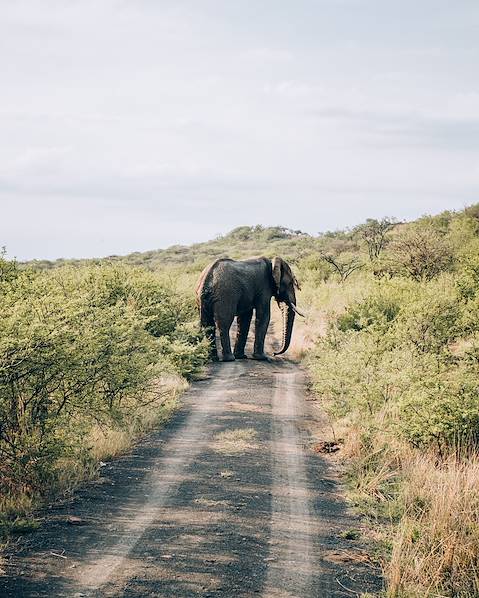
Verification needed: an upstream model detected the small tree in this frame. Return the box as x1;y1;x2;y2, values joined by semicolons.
354;218;397;261
390;225;453;281
322;253;363;282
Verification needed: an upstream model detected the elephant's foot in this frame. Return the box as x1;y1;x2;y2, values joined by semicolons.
222;353;236;362
234;352;248;360
252;352;269;361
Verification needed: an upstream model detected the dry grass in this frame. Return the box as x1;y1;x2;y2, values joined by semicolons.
339;425;479;596
89;376;186;462
286;275;373;359
388;453;479;598
340;422;479;596
213;428;258;454
333;415;479;596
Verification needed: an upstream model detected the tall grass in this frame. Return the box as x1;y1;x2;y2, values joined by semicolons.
389;453;479;597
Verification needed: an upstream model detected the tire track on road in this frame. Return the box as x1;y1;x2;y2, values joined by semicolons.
73;363;242;595
264;371;313;598
0;358;383;597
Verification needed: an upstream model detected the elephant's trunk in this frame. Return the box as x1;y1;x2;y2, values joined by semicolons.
274;302;295;356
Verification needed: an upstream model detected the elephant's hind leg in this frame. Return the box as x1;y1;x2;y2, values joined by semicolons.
206;325;218;361
234;309;253;359
200;306;218;361
217;312;235;362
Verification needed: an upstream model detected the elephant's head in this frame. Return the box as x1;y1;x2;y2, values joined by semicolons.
271;257;304;356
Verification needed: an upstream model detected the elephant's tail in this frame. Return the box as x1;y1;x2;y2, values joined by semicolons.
196;260;219;330
199;283;215;329
196;261;221;360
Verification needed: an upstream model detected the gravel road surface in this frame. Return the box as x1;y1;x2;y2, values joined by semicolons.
0;340;382;597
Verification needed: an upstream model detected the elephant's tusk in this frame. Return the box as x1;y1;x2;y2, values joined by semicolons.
289;303;305;318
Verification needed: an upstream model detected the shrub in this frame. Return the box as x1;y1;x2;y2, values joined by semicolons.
456;240;479;301
297;254;331;283
353;217;397;261
394;281;460;353
309;275;474;453
337;280;409;333
399;365;479;451
389;224;453;281
0;260;207;503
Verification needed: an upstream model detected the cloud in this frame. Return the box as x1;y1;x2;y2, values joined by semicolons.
1;1;478;259
312;106;479;151
263;80;317;97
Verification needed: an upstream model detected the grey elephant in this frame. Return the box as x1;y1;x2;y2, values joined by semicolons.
196;256;303;361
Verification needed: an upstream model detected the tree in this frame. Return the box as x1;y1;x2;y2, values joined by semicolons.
354;218;397;261
322;253;363;282
390;225;453;281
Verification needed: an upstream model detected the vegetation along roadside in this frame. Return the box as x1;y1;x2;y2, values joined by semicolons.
300;206;479;597
0;256;209;542
3;203;479;596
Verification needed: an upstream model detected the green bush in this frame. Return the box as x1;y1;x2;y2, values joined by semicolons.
302;206;479;597
308;273;478;452
456;240;479;301
399;363;479;450
337;280;409;333
0;260;207;501
297;254;331;284
394;281;460;353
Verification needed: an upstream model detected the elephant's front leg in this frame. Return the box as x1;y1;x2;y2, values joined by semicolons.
253;302;271;360
234;309;253;359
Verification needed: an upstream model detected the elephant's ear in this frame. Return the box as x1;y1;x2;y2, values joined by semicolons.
272;256;282;294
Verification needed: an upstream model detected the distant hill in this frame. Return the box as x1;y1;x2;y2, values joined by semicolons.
26;225;321;271
23;205;479;272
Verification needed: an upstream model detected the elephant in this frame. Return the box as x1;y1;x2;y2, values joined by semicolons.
196;256;304;362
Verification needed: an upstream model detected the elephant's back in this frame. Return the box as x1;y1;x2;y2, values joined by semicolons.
195;258;234;296
197;257;270;296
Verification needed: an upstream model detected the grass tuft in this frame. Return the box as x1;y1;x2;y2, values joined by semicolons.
213;428;258;454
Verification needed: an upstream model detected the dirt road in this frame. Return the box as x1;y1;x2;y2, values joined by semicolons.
0;353;382;597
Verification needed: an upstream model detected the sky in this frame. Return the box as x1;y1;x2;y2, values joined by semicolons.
1;0;478;260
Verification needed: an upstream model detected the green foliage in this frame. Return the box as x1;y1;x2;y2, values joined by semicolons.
0;247;20;285
157;323;210;379
456;239;479;301
399;364;479;449
353;217;397;261
322;252;363;282
308;272;479;452
0;259;207;503
337;280;410;333
301;206;479;598
394;281;460;353
297;254;331;284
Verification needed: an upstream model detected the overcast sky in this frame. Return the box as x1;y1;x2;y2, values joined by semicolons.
1;1;478;260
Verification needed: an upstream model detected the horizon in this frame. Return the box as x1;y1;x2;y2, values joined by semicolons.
16;202;474;263
2;1;478;260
